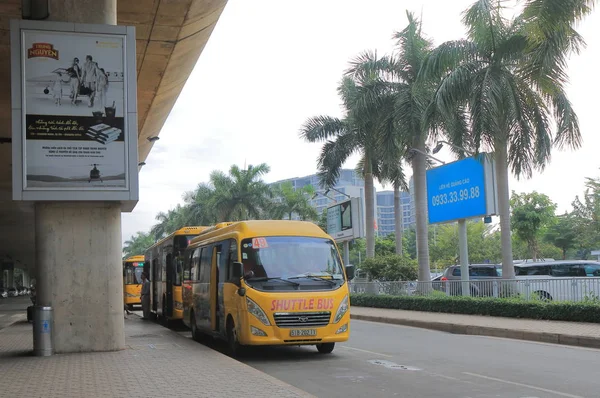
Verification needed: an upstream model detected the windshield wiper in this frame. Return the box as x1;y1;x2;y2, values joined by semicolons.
288;274;338;286
246;276;300;287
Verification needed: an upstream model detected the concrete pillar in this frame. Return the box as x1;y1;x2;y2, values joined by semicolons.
36;202;124;353
22;270;30;287
7;269;14;288
31;0;122;354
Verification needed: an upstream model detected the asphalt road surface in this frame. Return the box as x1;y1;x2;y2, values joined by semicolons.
183;319;600;398
0;296;29;330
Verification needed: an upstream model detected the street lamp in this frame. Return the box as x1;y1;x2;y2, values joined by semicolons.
325;187;351;199
432;140;475;157
408;148;446;164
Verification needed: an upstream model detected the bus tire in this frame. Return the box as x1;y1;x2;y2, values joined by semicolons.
127;304;134;312
227;317;244;357
535;291;552;302
191;310;201;342
316;342;335;354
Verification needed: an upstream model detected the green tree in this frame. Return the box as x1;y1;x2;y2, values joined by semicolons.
423;0;590;278
360;254;418;281
510;191;557;261
301;52;390;259
150;205;189;241
123;231;155;259
544;213;578;259
317;208;328;232
270;182;318;221
210;163;272;222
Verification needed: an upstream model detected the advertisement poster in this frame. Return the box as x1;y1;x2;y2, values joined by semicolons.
22;30;128;190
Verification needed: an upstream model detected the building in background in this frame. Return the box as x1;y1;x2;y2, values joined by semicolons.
376;190;414;237
272;169;414;237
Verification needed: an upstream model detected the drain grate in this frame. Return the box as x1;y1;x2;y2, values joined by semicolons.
128;334;159;338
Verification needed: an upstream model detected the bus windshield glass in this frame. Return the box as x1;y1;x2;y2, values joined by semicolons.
124;262;143;285
240;236;344;281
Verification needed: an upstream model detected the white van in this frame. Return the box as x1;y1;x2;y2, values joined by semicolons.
514;260;600;301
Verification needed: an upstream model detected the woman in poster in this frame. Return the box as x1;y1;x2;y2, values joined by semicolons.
66;57;81;105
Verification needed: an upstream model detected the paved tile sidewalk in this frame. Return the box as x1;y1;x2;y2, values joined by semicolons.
0;316;314;398
350;307;600;348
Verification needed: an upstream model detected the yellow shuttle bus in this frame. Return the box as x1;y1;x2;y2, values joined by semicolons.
123;255;145;311
182;220;355;355
145;226;210;323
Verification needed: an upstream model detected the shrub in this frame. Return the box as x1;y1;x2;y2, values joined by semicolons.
349;294;600;323
360;254;418;281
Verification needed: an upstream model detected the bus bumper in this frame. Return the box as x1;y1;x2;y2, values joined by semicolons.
239;312;351;346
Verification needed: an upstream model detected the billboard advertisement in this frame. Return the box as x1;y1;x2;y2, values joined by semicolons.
326;197;364;242
11;20;139;209
426;155;498;224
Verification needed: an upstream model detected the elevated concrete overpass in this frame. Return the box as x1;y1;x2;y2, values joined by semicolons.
0;0;227;352
0;0;226;274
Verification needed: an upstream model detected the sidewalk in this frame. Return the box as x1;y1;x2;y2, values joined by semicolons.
0;315;314;398
350;306;600;349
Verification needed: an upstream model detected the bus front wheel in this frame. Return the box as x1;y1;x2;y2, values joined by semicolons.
316;343;335;354
227;317;244;357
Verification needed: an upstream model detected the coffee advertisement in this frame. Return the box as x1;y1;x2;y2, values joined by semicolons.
22;30;128;190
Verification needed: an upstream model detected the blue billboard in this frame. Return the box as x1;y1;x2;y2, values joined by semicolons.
426;156;494;224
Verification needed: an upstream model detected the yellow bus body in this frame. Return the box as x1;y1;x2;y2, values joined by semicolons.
182;220;352;354
145;226;211;321
123;255;145;308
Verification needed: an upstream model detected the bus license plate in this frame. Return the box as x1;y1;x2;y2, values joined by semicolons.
290;329;317;337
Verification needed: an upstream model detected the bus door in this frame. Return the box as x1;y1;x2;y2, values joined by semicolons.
215;241;231;333
165;251;174;318
151;257;159;312
211;246;218;331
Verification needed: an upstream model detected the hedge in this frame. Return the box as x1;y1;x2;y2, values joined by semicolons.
350;294;600;323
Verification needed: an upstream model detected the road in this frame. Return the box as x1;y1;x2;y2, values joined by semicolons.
0;296;29;330
182;319;600;398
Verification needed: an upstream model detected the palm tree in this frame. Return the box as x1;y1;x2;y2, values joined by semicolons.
301;52;390;258
379;160;408;255
150;205;189;240
123;231;155;259
422;0;591;278
345;13;458;281
182;182;217;226
271;181;318;221
210;163;272;221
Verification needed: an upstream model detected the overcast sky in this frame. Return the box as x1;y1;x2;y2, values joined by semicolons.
121;0;600;244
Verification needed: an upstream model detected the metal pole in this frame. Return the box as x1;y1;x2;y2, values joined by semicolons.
343;241;350;265
458;219;470;296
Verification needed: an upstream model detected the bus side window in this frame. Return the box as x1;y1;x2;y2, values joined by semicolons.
199;245;213;284
228;240;238;282
216;241;230;283
183;251;192;281
192;248;201;281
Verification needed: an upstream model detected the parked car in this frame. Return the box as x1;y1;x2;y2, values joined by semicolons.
514;260;600;301
0;288;7;298
439;264;502;296
7;287;18;297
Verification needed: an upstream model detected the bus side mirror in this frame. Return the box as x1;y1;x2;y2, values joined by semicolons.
345;264;355;281
230;261;243;285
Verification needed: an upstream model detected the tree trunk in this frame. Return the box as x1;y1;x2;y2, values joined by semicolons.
394;183;403;255
412;142;431;282
495;140;516;279
364;165;376;259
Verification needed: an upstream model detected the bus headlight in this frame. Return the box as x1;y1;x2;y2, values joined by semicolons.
246;297;270;326
333;295;349;324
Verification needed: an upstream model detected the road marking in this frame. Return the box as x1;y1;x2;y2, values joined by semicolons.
340;345;393;358
368;359;421;371
463;372;584;398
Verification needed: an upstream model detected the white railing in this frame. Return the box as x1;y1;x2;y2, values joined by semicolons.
349;277;600;303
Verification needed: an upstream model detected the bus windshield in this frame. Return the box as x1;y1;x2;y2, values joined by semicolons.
240;236;344;281
124;263;144;285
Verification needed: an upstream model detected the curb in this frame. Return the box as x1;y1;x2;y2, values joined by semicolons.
350;313;600;349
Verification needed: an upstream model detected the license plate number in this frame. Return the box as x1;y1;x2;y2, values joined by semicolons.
290;329;317;337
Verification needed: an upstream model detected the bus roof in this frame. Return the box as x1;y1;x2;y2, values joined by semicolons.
123;255;145;263
188;220;330;246
146;226;211;252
